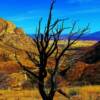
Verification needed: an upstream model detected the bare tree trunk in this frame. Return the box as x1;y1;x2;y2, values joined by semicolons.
38;67;47;99
14;0;88;100
38;69;55;100
38;54;48;100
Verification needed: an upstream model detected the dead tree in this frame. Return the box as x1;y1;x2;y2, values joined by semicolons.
15;0;88;100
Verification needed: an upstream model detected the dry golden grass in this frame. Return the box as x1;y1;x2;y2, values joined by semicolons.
0;86;99;100
57;40;97;47
72;40;96;47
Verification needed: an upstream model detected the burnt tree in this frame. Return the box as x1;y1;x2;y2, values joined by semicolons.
15;0;88;100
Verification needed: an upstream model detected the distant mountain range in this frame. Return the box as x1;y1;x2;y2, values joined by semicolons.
81;31;100;40
28;31;100;41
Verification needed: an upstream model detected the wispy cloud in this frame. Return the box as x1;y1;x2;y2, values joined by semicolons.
6;10;38;22
68;8;100;15
7;7;100;22
67;0;94;4
6;9;37;21
6;9;48;22
7;16;34;21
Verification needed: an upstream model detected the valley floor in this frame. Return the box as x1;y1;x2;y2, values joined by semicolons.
0;86;99;100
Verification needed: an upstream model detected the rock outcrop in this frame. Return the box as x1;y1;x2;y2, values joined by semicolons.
0;18;35;73
0;18;35;52
66;41;100;85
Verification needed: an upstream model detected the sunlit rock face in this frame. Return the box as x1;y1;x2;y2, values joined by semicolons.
0;18;36;74
6;21;16;33
0;18;25;34
0;18;35;52
0;18;8;33
0;18;37;89
14;28;25;35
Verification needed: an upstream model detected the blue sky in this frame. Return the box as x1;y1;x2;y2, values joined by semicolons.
0;0;100;34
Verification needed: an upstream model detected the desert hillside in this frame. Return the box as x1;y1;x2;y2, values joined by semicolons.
65;41;100;85
0;18;37;89
0;18;99;90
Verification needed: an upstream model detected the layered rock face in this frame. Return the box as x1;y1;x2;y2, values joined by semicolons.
0;18;36;89
79;41;100;84
0;18;35;52
80;41;100;64
0;18;36;73
66;41;100;85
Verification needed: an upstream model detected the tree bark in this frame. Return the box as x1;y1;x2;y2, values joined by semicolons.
38;67;48;99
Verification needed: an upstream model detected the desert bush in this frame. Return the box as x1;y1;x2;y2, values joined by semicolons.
0;53;10;61
0;71;11;89
21;80;34;89
0;61;20;74
68;88;79;96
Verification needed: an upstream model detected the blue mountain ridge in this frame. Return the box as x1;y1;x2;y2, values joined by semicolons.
28;31;100;41
82;31;100;40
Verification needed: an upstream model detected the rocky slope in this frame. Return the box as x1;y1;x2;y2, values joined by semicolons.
0;18;36;73
0;18;99;89
66;41;100;85
0;18;35;51
0;18;37;89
